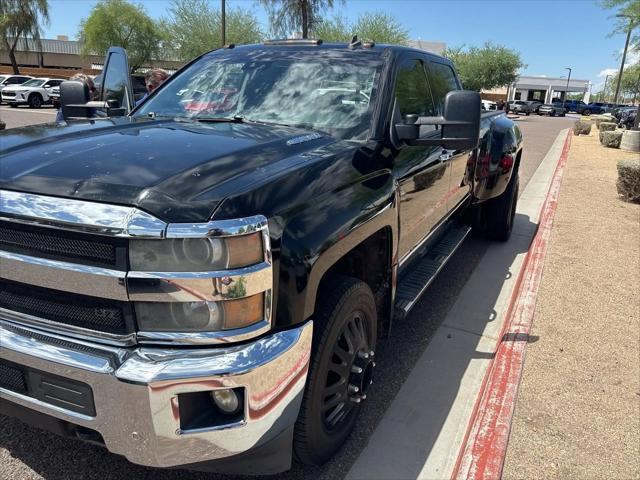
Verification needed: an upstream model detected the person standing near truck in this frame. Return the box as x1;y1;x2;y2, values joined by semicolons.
136;69;169;106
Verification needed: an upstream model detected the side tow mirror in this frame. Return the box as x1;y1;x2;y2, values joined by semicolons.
60;80;91;120
395;90;482;150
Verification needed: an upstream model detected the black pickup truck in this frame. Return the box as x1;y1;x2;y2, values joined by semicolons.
0;41;522;474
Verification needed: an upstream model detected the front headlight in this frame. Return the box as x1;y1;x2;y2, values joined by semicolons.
135;293;264;332
130;233;263;271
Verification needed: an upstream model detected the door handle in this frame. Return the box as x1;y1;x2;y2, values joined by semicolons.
439;152;453;162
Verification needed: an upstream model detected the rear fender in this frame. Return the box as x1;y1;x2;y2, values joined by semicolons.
471;116;522;202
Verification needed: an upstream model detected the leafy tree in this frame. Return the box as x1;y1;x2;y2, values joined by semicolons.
314;12;409;44
162;0;263;60
601;0;639;50
610;62;640;102
259;0;338;39
0;0;49;74
79;0;163;71
443;42;524;92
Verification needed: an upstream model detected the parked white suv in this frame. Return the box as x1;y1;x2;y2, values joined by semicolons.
1;77;64;108
0;75;33;103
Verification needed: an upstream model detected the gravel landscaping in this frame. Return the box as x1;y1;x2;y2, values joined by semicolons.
503;129;640;479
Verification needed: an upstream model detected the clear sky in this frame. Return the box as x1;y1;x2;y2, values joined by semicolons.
43;0;636;92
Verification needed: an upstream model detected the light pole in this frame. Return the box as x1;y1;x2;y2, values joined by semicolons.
221;0;226;46
602;74;611;102
613;13;636;105
563;67;572;110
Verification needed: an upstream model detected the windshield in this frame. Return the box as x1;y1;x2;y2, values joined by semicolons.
135;48;384;140
0;76;7;84
22;79;45;87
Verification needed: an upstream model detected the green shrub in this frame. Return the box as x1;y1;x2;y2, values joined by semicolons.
573;120;592;135
601;130;623;148
599;122;616;132
617;158;640;203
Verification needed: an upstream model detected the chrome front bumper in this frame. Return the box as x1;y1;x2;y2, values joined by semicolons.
0;320;312;469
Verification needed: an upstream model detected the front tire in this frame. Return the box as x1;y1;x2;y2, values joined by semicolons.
28;94;42;108
294;276;377;465
484;171;519;241
583;109;591;116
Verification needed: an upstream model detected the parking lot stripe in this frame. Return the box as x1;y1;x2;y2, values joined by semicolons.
451;130;572;480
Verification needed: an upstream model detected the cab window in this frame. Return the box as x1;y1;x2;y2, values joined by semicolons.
395;59;437;135
426;61;460;115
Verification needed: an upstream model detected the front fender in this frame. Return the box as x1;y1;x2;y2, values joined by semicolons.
276;171;398;327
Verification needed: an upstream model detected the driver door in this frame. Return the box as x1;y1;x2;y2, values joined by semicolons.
97;46;135;115
391;57;451;261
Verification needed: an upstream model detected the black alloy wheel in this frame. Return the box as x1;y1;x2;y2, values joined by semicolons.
294;276;377;465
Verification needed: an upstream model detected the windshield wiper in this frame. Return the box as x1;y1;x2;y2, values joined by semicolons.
185;115;246;123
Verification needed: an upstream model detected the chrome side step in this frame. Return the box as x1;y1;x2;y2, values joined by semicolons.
394;224;471;319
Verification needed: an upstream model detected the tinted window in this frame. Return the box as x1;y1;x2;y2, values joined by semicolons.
22;79;45;87
427;61;459;115
395;59;435;119
101;50;131;110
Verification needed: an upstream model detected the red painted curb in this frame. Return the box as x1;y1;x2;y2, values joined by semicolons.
451;130;573;480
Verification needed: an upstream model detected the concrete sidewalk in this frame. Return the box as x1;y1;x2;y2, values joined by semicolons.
503;128;640;478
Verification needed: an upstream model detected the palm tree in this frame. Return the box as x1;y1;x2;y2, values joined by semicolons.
260;0;336;39
0;0;50;74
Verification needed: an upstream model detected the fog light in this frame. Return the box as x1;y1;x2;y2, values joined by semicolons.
211;389;240;414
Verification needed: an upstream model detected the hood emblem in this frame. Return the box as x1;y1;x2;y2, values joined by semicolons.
286;132;323;146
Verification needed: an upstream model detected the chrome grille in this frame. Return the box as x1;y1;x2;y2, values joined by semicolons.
0;280;133;335
0;221;124;269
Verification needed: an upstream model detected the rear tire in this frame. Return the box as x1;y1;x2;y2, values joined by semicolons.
484;171;519;242
583;109;591;116
294;276;377;465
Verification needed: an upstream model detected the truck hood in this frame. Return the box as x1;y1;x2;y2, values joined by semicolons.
0;117;333;221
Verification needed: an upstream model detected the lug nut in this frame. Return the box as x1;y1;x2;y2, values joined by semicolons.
357;351;370;360
351;365;363;374
350;396;361;403
348;384;359;394
369;350;375;357
372;361;376;367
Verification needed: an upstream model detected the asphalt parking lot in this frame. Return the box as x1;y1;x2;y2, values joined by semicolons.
0;113;575;480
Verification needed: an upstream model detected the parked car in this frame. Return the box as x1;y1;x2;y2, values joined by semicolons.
0;42;523;475
481;99;497;111
0;74;33;103
509;100;533;115
538;103;567;117
560;100;587;113
618;107;637;129
525;100;544;113
49;84;60;109
1;77;64;108
576;102;609;115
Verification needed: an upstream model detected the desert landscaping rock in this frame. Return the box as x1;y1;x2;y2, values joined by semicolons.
572;120;592;136
600;130;623;148
598;122;616;132
617;158;640;203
